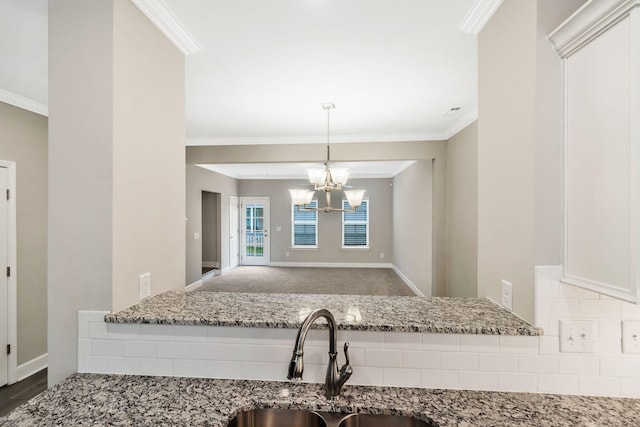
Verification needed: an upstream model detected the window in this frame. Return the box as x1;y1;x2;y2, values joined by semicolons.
291;200;318;248
342;199;369;248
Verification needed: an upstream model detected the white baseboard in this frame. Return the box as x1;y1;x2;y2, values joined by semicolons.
185;279;203;292
270;262;393;268
392;265;425;297
16;353;47;382
202;261;219;268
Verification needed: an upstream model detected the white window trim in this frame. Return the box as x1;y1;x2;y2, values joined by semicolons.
291;200;318;249
342;199;369;249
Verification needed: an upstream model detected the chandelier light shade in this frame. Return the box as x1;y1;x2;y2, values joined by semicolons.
288;103;366;213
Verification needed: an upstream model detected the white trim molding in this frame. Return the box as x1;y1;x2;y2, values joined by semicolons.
270;262;393;269
185;279;203;292
458;0;505;35
548;0;640;57
0;161;18;384
0;90;48;117
392;265;425;297
443;107;478;140
16;353;47;382
130;0;202;55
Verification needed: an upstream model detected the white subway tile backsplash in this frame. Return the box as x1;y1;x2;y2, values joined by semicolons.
107;324;141;340
350;366;383;386
365;349;402;368
92;340;123;357
123;341;157;358
578;376;620;397
208;326;242;343
240;362;287;381
383;368;421;387
242;328;294;345
420;369;459;389
157;342;190;359
139;358;172;376
459;371;498;391
620;378;640;398
258;345;292;363
173;359;207;377
538;336;560;355
558;283;600;300
173;325;208;342
384;332;422;350
88;322;108;339
518;355;558;374
478;353;517;372
422;334;459;351
499;336;539;354
78;339;90;372
598;319;621;338
538;374;579;395
139;324;174;341
601;358;640;377
594;338;622;356
460;335;499;353
498;373;537;393
87;356;108;374
440;352;477;371
620;303;640;320
580;300;621;319
190;343;224;360
346;331;384;349
107;357;141;375
402;351;439;369
206;360;241;379
557;356;599;376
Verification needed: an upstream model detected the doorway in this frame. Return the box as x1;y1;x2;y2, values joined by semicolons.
0;161;17;386
229;196;239;270
201;191;221;276
240;197;270;266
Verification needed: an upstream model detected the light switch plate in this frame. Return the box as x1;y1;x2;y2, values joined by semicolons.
622;320;640;353
559;320;594;353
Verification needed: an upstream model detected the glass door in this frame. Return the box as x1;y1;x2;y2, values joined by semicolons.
240;197;270;265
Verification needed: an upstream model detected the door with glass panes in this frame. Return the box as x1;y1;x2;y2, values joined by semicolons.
240;197;270;265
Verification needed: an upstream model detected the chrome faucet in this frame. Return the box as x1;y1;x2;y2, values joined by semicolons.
287;308;353;399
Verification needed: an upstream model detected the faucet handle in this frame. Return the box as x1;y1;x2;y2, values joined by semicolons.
343;342;351;367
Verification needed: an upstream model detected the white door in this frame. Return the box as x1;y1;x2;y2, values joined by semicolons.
0;167;8;386
240;197;270;266
229;196;239;269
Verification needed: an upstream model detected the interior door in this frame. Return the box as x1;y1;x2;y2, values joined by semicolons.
229;196;239;269
240;197;270;266
0;166;8;386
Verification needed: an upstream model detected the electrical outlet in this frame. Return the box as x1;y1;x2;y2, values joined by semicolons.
139;273;151;300
501;280;513;311
622;320;640;353
559;320;594;353
194;232;200;240
380;253;385;259
285;251;290;257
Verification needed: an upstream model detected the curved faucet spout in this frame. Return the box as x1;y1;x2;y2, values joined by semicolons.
287;308;353;399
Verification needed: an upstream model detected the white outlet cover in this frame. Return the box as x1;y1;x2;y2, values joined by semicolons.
559;320;594;353
501;280;513;311
139;272;151;300
622;320;640;354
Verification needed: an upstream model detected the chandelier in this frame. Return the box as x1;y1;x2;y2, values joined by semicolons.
289;103;366;213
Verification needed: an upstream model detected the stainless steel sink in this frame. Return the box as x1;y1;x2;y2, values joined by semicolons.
227;408;327;427
336;413;435;427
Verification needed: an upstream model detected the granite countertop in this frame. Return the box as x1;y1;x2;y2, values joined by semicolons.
1;374;638;426
105;291;542;335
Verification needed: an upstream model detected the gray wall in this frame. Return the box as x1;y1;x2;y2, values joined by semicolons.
392;161;433;295
186;165;239;286
445;121;478;297
239;178;393;264
202;191;219;264
477;0;586;322
0;102;47;366
187;140;448;296
48;0;185;385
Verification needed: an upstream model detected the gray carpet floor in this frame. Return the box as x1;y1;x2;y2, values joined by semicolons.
197;266;415;296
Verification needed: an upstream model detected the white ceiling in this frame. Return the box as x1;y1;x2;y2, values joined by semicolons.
0;0;481;145
196;160;416;180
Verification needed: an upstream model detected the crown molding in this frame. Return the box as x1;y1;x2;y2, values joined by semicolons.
0;90;48;116
548;0;640;57
130;0;202;55
458;0;504;35
186;132;451;146
442;107;478;140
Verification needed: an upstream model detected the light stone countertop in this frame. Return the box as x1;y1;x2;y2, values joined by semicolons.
1;374;638;426
104;291;542;335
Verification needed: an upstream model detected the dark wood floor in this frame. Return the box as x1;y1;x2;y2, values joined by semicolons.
0;369;47;418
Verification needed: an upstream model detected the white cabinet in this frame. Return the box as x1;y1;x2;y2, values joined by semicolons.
549;0;640;302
